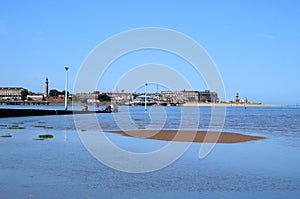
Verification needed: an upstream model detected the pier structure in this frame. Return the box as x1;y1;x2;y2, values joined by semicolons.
0;100;49;105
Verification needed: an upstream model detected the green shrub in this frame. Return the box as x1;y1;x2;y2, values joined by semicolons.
0;134;12;138
35;134;54;141
8;125;24;130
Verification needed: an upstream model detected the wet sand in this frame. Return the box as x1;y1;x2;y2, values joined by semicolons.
109;130;265;143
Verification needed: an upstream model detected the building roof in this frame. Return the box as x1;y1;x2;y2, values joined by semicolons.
0;87;24;90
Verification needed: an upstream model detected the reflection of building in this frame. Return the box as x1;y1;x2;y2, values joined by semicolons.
0;87;25;100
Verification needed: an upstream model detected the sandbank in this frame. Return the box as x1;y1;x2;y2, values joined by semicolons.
109;130;265;144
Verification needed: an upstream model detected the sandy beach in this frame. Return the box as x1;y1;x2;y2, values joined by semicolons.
109;130;265;143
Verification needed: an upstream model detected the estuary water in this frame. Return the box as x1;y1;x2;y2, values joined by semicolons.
0;105;300;198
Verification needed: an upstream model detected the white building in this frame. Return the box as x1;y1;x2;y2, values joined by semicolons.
26;95;44;101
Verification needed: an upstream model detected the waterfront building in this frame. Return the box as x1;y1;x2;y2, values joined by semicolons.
73;91;133;105
0;87;25;100
72;92;97;104
26;95;44;101
133;95;154;103
161;90;218;103
106;92;132;103
161;90;199;102
73;90;219;105
199;90;218;103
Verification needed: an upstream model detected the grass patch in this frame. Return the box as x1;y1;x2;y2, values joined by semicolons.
137;125;146;129
8;125;25;130
35;134;54;141
0;134;12;138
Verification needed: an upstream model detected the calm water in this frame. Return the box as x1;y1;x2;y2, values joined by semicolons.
0;106;300;198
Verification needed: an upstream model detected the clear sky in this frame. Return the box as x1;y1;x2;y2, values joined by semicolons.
0;0;299;105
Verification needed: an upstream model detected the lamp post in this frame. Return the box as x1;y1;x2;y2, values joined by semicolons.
244;97;247;109
144;83;148;111
64;66;69;110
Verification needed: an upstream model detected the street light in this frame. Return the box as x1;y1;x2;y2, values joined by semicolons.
64;66;69;110
144;83;148;111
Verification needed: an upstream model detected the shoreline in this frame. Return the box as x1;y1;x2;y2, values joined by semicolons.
108;130;265;144
0;102;283;107
182;102;282;107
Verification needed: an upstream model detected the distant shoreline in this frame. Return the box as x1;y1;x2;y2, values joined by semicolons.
182;102;282;107
0;101;283;108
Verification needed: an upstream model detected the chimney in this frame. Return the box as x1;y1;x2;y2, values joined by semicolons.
45;77;49;99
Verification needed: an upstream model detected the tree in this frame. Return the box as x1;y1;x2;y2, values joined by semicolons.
21;89;29;101
80;97;88;104
132;93;140;99
61;90;70;96
49;89;60;97
98;93;111;102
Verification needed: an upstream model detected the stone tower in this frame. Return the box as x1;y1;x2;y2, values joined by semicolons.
45;77;49;99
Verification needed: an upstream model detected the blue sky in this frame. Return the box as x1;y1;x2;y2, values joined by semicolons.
0;0;299;105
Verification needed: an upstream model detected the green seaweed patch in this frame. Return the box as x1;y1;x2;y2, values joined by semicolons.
8;125;25;130
0;124;8;129
44;126;53;129
12;122;24;125
34;125;46;128
39;134;53;139
0;134;12;138
137;125;146;129
35;134;54;140
24;120;37;123
34;125;53;129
